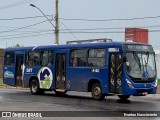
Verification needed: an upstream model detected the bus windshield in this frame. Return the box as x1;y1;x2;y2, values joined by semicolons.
125;52;156;78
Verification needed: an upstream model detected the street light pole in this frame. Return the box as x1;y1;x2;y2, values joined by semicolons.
30;4;59;44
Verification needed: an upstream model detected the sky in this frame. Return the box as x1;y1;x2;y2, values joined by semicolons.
0;0;160;49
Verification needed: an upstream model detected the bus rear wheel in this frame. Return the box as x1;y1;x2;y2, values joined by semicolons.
30;79;44;95
91;83;105;100
118;95;130;100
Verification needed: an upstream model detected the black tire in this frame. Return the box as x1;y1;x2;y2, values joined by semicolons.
91;83;105;100
118;95;130;100
30;79;45;95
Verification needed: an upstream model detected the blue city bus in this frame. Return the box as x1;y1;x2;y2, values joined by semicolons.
3;42;157;100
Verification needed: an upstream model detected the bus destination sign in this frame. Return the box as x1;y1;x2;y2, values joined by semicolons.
124;44;153;51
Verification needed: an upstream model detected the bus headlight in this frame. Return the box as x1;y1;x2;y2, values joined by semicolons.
154;79;158;87
126;79;134;88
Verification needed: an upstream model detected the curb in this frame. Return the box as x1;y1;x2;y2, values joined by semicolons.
0;86;29;90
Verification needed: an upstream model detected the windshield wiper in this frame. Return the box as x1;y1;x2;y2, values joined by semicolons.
132;52;141;70
144;52;149;70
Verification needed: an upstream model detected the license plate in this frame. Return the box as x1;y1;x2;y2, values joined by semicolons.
142;92;148;95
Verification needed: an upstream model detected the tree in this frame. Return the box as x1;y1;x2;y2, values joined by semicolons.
14;44;21;47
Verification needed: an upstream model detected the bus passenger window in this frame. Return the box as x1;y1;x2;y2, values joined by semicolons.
27;59;34;66
48;50;54;66
70;49;87;67
73;58;78;66
88;49;106;67
41;50;54;66
27;51;40;66
42;51;48;66
5;52;15;66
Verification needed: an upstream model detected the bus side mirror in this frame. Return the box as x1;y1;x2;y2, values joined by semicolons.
123;56;126;62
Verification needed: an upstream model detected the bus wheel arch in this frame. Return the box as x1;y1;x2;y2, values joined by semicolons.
88;79;105;100
29;77;45;95
88;79;100;92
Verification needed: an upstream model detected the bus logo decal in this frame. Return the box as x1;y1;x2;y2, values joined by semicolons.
26;68;33;73
37;67;53;89
4;71;14;78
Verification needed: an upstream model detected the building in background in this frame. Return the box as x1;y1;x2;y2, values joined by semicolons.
0;49;4;78
125;28;148;44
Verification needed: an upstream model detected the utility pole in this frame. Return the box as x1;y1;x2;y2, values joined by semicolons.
55;0;59;45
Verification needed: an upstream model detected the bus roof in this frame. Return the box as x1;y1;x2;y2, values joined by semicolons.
5;42;151;51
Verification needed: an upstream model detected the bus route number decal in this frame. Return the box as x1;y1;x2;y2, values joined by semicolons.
91;69;100;73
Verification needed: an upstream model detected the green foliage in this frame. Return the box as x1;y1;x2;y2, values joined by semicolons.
0;78;9;86
158;79;160;85
15;44;21;47
0;78;4;86
7;44;23;48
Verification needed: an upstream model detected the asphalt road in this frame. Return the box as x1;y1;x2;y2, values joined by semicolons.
0;88;160;120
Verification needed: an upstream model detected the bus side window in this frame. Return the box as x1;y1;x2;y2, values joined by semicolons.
5;52;15;66
42;51;48;66
73;58;78;66
70;49;87;67
27;59;34;66
41;50;54;66
27;51;40;66
88;49;106;67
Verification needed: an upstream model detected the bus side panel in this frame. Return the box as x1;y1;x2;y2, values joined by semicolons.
66;67;108;93
3;66;16;86
24;66;55;90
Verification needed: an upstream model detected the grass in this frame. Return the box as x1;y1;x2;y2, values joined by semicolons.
0;78;10;87
0;78;3;85
158;79;160;85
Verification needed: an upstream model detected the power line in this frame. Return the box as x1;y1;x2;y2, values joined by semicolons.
0;25;52;31
59;25;160;31
0;32;53;40
1;24;160;34
0;30;53;38
0;29;160;39
0;15;159;22
60;21;79;40
59;15;160;22
0;20;50;34
1;29;160;41
60;29;160;34
0;0;38;11
0;15;53;21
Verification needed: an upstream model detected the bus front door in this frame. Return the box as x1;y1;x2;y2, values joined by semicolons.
109;53;123;94
55;54;66;91
15;54;24;86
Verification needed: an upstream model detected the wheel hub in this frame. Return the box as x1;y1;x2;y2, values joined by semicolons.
32;83;37;93
94;87;101;96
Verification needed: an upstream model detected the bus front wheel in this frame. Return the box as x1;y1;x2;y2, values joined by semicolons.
91;83;105;100
30;79;44;95
118;95;130;100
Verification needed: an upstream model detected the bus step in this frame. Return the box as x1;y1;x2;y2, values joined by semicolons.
55;89;66;92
